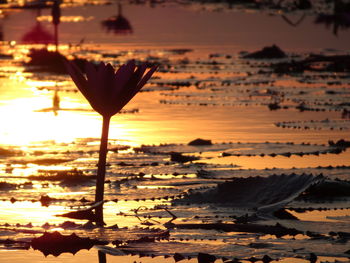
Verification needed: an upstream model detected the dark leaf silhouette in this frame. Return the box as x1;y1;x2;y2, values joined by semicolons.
31;231;107;256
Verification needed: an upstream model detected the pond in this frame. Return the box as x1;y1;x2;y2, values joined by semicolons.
0;0;349;262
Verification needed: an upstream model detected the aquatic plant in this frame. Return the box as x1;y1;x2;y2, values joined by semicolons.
65;59;157;225
31;231;107;256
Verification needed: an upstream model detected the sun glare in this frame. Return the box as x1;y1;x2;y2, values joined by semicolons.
0;201;68;225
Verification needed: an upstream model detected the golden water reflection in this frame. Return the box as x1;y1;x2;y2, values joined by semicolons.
0;201;73;225
200;151;350;170
0;2;349;261
0;250;198;263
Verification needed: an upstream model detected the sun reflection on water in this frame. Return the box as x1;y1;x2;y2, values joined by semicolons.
0;201;71;225
0;73;160;148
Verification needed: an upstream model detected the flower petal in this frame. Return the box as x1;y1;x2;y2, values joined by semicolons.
97;62;108;88
104;63;116;94
124;60;136;80
85;61;104;112
85;61;97;85
136;65;158;90
133;63;148;86
110;64;126;97
64;59;91;101
109;64;157;115
110;60;136;100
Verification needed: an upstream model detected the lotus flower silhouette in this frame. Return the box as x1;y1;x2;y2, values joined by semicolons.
65;60;157;117
65;60;157;225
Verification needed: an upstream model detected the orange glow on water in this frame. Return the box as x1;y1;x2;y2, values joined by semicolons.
201;151;350;170
0;201;70;225
0;2;350;262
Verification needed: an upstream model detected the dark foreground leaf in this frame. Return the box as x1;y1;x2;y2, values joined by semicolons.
31;231;107;256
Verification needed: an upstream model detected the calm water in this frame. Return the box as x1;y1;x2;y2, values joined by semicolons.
0;0;349;262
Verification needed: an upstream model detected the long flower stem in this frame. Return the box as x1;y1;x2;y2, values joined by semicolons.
95;115;111;225
98;251;106;263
